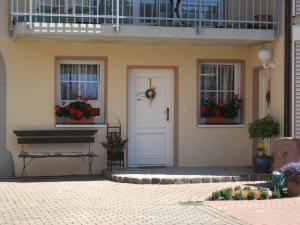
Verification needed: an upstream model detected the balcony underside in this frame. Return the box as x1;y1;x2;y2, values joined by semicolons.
12;22;276;45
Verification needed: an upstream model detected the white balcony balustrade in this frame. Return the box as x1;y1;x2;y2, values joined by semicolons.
9;0;280;42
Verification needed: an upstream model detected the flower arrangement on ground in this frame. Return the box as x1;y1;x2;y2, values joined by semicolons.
281;161;300;197
248;115;279;173
209;185;280;201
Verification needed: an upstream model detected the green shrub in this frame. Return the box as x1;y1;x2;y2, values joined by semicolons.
236;191;243;200
211;191;221;200
260;190;269;200
272;188;281;199
248;115;279;139
243;186;251;191
221;188;232;200
247;191;256;200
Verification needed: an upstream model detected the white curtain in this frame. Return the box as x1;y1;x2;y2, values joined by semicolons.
200;63;234;106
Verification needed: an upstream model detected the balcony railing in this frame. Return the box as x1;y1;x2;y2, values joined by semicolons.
10;0;280;36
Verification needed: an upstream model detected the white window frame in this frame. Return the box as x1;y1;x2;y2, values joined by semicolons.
198;62;242;127
55;59;106;127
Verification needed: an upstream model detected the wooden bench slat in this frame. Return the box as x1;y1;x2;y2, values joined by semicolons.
17;137;95;144
13;130;98;137
18;151;98;158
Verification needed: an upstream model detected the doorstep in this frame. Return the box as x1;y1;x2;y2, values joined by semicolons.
102;167;271;184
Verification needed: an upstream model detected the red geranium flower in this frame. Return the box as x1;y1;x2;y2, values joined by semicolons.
87;106;93;111
83;97;89;103
215;110;222;118
76;111;83;118
55;105;61;112
65;105;71;110
70;108;77;114
91;109;97;116
200;106;208;113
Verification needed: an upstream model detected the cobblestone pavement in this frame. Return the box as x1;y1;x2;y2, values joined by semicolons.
0;177;247;225
207;197;300;225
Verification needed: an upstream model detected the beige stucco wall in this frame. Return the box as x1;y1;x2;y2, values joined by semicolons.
0;1;285;176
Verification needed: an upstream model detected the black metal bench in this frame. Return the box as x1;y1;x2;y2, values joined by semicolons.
13;130;98;176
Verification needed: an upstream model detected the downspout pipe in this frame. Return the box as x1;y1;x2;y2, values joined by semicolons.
284;0;292;137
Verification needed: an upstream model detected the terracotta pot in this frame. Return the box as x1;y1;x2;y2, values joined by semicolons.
64;117;94;124
206;117;235;125
286;175;300;197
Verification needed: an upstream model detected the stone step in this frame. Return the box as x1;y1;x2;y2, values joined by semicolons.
103;169;271;185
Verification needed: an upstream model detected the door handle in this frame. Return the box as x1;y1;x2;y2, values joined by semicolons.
166;107;170;121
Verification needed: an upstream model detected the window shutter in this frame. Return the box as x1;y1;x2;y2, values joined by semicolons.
295;0;300;16
294;41;300;138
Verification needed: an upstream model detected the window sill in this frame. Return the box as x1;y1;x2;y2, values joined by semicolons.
56;124;107;128
197;124;245;128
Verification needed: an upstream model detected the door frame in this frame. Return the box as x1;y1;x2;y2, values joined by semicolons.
252;67;261;157
126;65;179;167
0;53;6;150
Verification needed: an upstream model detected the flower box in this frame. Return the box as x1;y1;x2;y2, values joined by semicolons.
64;117;94;124
200;95;242;125
286;175;300;197
55;97;99;125
206;117;235;125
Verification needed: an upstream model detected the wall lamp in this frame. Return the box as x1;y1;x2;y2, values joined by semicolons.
257;48;276;70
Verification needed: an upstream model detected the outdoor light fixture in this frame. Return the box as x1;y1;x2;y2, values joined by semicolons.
257;48;276;69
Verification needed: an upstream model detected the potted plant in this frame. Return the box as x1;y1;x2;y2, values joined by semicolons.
55;97;98;124
200;95;242;124
281;162;300;197
248;115;279;173
102;134;128;163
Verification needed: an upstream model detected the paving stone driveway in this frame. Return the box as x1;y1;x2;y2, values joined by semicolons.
208;197;300;225
0;177;247;225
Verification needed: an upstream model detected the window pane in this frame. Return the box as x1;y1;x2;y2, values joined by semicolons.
201;64;217;90
218;65;234;91
79;64;98;81
61;82;79;100
218;91;234;104
61;64;79;81
200;92;217;106
80;82;98;100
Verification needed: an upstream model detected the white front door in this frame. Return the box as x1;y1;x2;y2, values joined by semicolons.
259;69;271;119
128;69;174;166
